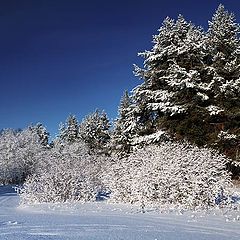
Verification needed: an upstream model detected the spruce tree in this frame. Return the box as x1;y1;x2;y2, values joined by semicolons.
112;91;134;155
205;5;240;160
30;123;49;146
207;4;240;82
79;110;111;154
133;15;206;143
58;114;79;143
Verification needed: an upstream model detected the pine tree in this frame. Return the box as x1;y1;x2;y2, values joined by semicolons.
58;114;79;143
205;5;240;160
79;110;111;154
111;91;134;155
133;15;206;143
29;123;49;146
207;4;240;82
128;6;240;162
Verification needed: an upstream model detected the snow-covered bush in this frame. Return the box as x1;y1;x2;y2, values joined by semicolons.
20;141;109;204
0;128;46;184
104;142;232;209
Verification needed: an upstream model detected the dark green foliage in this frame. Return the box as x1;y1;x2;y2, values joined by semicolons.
113;5;240;173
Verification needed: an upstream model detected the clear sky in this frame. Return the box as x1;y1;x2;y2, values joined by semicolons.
0;0;239;137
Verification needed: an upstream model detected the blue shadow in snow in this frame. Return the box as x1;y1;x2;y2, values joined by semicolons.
0;185;17;196
96;191;110;201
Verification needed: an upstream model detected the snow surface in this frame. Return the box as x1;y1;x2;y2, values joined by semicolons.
1;185;240;240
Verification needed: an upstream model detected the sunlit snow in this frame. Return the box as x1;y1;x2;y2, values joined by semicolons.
1;185;240;240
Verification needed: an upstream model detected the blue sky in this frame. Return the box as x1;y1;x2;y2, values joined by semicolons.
0;0;239;137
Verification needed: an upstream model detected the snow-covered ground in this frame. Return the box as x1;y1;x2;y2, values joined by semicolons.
1;186;240;240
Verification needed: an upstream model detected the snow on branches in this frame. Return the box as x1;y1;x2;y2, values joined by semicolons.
121;4;240;161
20;141;109;204
0;127;47;184
104;142;232;210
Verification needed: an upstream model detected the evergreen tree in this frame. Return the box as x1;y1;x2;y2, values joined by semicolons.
204;5;240;160
29;123;49;146
207;4;240;83
111;91;134;155
58;114;79;143
128;6;240;162
133;15;206;143
79;110;111;154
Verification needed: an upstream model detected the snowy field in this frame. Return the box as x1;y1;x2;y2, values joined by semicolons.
1;186;240;240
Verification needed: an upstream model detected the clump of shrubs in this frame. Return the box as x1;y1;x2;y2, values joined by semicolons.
104;142;232;209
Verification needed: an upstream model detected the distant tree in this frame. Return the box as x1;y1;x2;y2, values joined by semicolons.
79;110;111;154
0;127;45;184
111;91;134;155
58;114;79;143
29;123;49;146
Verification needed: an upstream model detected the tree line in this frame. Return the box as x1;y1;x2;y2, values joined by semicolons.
0;4;239;209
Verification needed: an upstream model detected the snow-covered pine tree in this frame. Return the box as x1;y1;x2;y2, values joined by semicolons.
129;6;239;163
29;123;49;146
111;91;135;155
133;15;206;144
119;91;132;117
205;4;240;161
207;4;240;84
79;110;111;154
58;114;79;143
